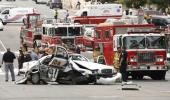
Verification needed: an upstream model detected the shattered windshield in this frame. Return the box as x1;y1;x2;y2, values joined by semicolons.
123;36;166;49
146;36;166;49
123;36;145;49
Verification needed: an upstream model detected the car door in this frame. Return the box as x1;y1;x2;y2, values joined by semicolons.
39;56;52;80
49;46;69;68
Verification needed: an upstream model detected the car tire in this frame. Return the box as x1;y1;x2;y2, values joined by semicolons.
31;72;40;84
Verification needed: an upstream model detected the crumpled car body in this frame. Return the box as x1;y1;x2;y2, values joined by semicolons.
17;46;121;85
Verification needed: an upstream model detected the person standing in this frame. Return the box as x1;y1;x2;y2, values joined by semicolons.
113;47;121;72
17;49;25;75
2;48;16;82
30;49;38;61
54;9;58;22
65;10;69;23
76;1;81;9
75;46;81;54
93;46;100;63
119;47;128;83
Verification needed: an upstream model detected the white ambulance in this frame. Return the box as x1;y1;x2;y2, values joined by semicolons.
69;3;123;24
0;7;37;25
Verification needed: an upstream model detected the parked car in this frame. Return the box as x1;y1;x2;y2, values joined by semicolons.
0;20;3;31
17;46;120;85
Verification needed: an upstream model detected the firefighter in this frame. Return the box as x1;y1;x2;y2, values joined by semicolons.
93;46;100;63
113;47;121;72
54;9;58;21
21;43;28;53
119;47;128;83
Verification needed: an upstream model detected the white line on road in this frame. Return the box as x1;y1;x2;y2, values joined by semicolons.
0;39;7;51
89;95;118;98
160;91;170;93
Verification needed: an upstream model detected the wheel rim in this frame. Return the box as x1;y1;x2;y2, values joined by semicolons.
31;73;40;84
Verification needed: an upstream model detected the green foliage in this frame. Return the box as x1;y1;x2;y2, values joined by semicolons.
85;0;116;3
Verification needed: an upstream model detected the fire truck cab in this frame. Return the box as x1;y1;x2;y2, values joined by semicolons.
41;23;84;48
20;13;42;48
94;19;168;80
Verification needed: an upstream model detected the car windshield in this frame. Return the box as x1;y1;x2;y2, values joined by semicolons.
70;55;88;61
146;36;166;49
123;36;145;49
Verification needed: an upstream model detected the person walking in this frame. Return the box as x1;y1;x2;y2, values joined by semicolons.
17;49;25;76
119;47;128;83
2;48;16;82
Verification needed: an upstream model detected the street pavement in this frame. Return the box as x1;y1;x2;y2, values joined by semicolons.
0;0;170;100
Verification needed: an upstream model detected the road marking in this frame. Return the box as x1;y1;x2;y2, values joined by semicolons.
89;95;118;98
0;39;7;51
160;91;170;93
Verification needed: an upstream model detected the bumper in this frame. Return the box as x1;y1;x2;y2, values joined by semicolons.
127;65;168;71
96;73;121;84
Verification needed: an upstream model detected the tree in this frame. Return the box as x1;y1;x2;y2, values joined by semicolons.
85;0;117;3
118;0;147;9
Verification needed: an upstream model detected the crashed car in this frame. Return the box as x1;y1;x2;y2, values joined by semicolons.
17;46;121;85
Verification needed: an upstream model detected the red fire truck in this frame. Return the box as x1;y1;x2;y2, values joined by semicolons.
94;21;168;80
20;13;42;48
41;23;84;48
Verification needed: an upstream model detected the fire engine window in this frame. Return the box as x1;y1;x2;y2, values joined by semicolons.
55;27;67;36
68;27;81;36
104;30;111;39
146;36;166;49
123;36;145;49
96;31;101;39
49;28;55;36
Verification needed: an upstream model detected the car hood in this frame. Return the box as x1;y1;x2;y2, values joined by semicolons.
23;61;38;70
73;60;114;70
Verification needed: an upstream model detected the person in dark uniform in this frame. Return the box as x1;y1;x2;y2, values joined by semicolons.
17;49;25;75
119;47;128;83
2;48;16;82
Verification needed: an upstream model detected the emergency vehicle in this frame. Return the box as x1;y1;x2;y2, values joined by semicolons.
69;3;122;24
41;23;83;48
93;19;168;80
0;7;37;25
20;12;42;48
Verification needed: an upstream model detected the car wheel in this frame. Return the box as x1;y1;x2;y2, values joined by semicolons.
31;73;40;84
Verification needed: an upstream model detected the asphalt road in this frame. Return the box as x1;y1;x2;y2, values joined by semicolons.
0;0;170;100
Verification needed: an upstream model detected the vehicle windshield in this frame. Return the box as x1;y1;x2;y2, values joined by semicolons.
123;36;166;49
146;36;166;49
55;27;82;36
70;55;88;61
123;36;145;49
